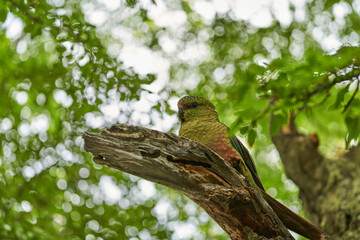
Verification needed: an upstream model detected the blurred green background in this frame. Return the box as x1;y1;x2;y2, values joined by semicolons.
1;0;359;239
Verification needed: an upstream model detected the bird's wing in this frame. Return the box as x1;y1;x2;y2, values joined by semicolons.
228;135;265;190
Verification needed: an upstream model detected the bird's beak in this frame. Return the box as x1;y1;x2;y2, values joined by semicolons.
178;108;185;122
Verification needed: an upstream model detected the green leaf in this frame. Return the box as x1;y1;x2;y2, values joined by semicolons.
345;116;360;148
0;7;7;22
126;0;138;7
239;125;249;135
271;113;287;136
248;128;257;147
333;84;350;109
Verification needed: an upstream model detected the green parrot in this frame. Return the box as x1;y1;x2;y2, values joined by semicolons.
178;96;328;240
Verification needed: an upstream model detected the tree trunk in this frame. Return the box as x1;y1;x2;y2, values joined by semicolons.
83;124;293;240
272;120;360;239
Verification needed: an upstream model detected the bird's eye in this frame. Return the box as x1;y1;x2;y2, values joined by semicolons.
191;102;198;108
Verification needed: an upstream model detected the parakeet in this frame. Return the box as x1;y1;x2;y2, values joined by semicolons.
178;96;328;240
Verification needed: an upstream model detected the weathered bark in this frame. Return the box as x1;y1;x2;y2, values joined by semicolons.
272;119;360;239
83;124;293;240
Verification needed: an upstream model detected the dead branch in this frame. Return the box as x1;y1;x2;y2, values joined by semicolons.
83;124;293;240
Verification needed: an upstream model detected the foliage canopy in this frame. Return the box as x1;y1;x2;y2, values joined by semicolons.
1;0;359;239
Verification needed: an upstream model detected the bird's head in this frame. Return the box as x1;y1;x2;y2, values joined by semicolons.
177;96;218;123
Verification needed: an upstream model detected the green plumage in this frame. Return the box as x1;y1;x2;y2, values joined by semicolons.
177;96;328;240
178;96;261;189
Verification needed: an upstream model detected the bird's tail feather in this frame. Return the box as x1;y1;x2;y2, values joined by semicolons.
260;189;329;240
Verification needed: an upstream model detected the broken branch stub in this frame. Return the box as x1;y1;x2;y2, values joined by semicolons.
83;124;293;240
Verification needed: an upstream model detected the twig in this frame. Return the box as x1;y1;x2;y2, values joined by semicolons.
251;97;278;125
314;92;331;107
6;0;43;24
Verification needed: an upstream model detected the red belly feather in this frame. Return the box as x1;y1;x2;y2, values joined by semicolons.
208;136;240;167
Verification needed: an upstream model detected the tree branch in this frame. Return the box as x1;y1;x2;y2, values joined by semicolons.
83;124;293;240
272;118;328;196
271;117;360;239
271;116;329;227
